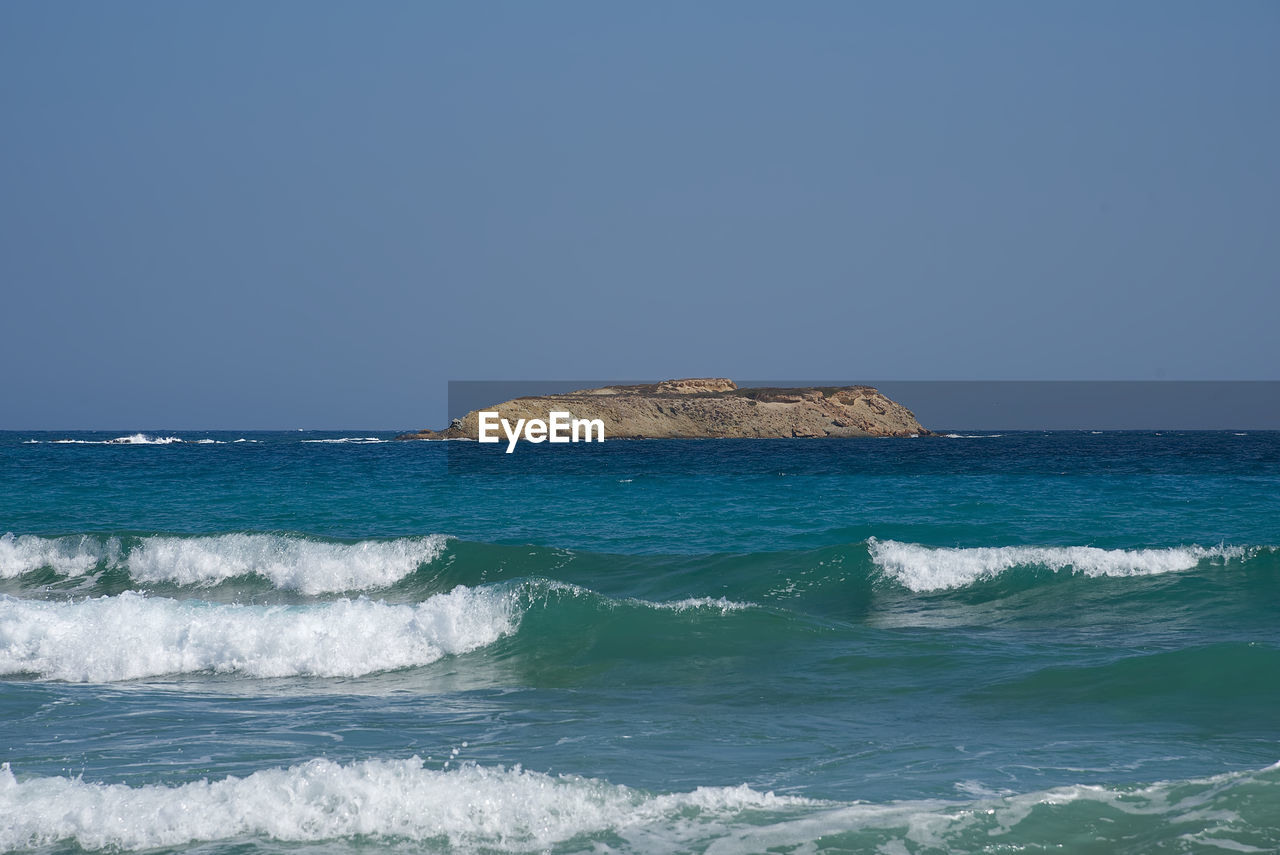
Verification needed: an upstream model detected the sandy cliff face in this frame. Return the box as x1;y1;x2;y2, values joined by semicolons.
395;379;929;440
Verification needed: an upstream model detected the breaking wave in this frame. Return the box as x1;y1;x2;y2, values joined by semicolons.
300;437;388;444
868;538;1256;592
22;435;265;445
0;758;1274;853
0;587;516;681
0;578;759;683
42;434;186;445
0;533;449;594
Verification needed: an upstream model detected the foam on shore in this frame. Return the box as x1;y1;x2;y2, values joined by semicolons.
1;758;1274;853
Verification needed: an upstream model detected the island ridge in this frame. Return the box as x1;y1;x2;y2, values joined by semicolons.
395;379;929;440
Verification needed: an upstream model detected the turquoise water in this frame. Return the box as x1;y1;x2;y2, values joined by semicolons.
2;431;1278;852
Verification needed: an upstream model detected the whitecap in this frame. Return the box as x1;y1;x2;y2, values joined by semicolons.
44;434;186;445
867;538;1253;592
107;434;184;445
125;533;449;593
0;758;1272;853
0;533;120;579
0;533;449;594
0;757;811;852
0;587;516;681
300;437;387;444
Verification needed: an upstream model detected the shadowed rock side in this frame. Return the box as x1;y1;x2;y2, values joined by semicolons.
395;379;930;440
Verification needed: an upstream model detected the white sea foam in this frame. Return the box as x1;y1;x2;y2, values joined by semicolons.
867;538;1253;592
0;757;811;852
300;437;388;444
31;435;248;445
0;534;120;579
0;758;1272;853
641;596;754;614
0;533;448;593
105;434;184;445
126;533;448;593
701;763;1277;855
42;434;187;445
0;587;516;681
534;580;755;615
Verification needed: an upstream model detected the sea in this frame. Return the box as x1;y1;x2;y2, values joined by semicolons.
1;430;1277;853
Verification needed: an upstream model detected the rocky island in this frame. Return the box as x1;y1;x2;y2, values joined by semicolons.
395;379;929;440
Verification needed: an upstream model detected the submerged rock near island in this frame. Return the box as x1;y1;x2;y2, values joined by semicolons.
395;379;929;440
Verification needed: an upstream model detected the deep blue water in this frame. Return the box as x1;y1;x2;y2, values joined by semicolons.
1;431;1278;853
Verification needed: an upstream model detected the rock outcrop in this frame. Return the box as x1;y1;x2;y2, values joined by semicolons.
395;379;929;440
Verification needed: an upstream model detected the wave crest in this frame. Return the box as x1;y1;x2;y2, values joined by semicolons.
867;538;1254;592
0;533;448;594
0;587;515;681
1;758;1274;853
38;434;187;445
0;758;807;852
300;437;387;444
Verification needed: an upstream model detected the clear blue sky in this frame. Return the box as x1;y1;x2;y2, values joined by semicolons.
2;2;1277;429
